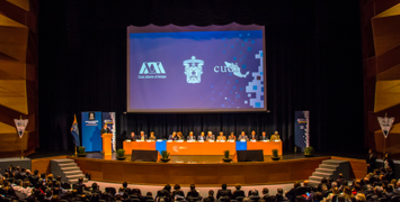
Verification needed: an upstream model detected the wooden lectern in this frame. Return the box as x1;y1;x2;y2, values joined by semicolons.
101;133;113;155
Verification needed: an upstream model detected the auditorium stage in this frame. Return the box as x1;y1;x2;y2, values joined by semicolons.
28;151;366;186
60;153;365;186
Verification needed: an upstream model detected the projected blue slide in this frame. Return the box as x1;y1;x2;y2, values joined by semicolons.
127;23;266;112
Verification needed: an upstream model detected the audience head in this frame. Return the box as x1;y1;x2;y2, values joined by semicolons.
313;192;323;202
222;183;227;190
243;197;250;202
174;184;181;191
303;180;309;187
355;193;366;202
294;181;301;188
164;184;171;192
235;183;241;190
250;189;257;196
277;188;283;195
262;188;269;194
91;182;98;190
122;182;127;188
190;184;195;191
209;190;214;196
78;177;83;183
118;187;125;193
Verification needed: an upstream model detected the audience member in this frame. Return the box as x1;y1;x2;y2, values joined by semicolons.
216;183;232;200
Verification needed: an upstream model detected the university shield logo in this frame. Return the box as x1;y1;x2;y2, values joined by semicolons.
183;56;204;84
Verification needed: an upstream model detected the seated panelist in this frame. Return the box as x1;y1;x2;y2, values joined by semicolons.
228;132;236;141
187;131;196;140
197;131;206;141
136;131;147;141
237;131;249;141
129;132;135;140
149;132;156;140
217;132;226;141
168;131;178;140
177;132;185;140
249;131;258;141
259;131;269;140
270;131;281;141
205;131;215;141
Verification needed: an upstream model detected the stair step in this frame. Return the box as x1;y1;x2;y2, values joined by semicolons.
319;164;337;169
316;167;336;173
322;159;348;165
309;176;324;182
60;166;79;171
66;174;85;179
312;171;332;178
309;180;321;185
59;162;77;167
64;170;82;175
51;159;75;163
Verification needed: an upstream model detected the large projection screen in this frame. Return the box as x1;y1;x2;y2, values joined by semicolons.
127;23;266;112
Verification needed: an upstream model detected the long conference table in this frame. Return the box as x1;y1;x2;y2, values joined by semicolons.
123;140;282;156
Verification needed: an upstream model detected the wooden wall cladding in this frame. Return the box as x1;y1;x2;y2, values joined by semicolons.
71;156;330;186
361;0;400;158
31;156;68;174
0;0;38;157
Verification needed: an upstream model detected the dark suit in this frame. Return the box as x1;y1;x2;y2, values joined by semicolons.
366;153;377;173
249;135;258;140
216;189;232;200
187;135;196;141
168;135;178;140
136;135;148;141
205;135;215;141
197;136;206;140
259;135;269;140
232;190;245;199
101;128;111;134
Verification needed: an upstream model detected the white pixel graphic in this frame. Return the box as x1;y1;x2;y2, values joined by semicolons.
245;50;264;108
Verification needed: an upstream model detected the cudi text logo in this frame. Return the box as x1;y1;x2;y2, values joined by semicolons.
214;62;249;78
138;62;167;79
184;56;204;84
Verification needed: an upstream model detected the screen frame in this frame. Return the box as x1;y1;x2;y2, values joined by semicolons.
127;23;267;113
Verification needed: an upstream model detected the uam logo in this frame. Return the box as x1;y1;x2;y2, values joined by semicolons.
138;62;167;79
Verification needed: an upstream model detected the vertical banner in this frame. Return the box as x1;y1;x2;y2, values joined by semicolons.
102;112;116;152
377;114;395;138
14;118;28;138
81;111;102;152
294;111;310;151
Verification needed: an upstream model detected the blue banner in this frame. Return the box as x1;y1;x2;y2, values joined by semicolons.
102;112;116;152
294;111;310;151
236;141;247;151
155;140;167;154
81;111;102;152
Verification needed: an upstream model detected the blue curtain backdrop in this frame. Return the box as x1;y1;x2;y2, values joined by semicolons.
38;0;364;153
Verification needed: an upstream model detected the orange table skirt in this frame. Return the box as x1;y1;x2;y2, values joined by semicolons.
123;141;282;156
123;141;156;155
